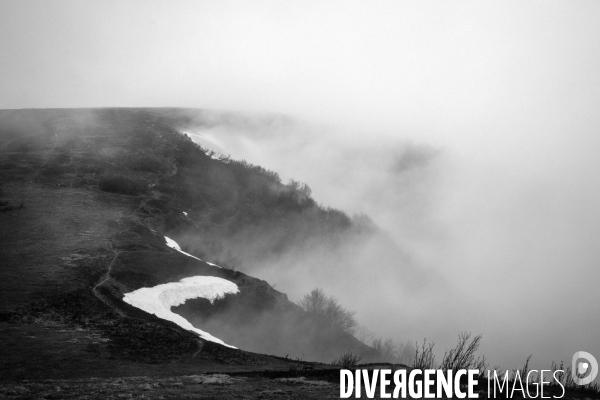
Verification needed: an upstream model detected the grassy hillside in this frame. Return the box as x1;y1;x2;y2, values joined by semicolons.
0;108;377;382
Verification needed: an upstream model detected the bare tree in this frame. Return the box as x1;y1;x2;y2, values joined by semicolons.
299;288;357;335
355;325;375;344
396;340;415;365
299;288;328;315
372;338;397;362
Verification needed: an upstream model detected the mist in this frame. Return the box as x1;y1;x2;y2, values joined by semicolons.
2;0;600;375
178;110;600;373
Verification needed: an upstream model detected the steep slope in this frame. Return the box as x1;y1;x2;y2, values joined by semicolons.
0;108;375;381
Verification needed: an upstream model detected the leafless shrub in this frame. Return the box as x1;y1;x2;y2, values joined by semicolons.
413;338;436;370
332;351;362;367
439;332;487;374
512;354;532;381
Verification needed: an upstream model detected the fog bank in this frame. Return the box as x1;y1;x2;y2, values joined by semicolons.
184;113;600;374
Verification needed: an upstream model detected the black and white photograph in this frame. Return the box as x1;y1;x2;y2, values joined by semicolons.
0;1;599;398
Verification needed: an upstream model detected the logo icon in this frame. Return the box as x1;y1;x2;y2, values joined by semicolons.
572;351;598;385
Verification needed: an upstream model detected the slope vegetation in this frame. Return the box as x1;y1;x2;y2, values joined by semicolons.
0;108;375;381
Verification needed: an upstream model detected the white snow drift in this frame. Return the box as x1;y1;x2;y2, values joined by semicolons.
123;276;239;347
164;236;201;261
164;236;222;268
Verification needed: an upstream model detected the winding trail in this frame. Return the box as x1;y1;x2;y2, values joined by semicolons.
92;233;127;317
91;158;239;349
92;161;179;316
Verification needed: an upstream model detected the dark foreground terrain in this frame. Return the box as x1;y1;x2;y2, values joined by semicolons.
0;373;340;399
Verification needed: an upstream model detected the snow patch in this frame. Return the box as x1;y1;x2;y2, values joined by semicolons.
164;236;222;268
123;276;239;347
164;236;182;251
164;236;201;261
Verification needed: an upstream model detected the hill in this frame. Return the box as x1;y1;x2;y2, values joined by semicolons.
0;108;378;382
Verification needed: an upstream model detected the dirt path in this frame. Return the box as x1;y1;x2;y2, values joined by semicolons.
91;232;127;316
92;161;178;316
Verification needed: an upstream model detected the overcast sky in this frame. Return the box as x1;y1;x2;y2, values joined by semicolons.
2;0;600;373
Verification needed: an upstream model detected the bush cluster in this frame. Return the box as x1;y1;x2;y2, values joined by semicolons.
98;174;146;196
